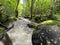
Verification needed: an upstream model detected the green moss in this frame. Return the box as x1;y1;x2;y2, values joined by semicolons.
33;20;60;34
28;23;37;28
0;27;6;34
0;27;12;45
40;20;60;26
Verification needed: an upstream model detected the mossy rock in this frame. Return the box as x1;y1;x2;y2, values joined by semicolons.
40;20;60;26
0;27;6;34
32;20;60;45
27;23;37;28
32;25;60;45
0;27;12;45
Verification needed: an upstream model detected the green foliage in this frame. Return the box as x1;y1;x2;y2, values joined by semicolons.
21;0;31;17
18;0;60;23
18;3;23;17
54;13;60;21
0;0;19;24
0;27;6;34
0;0;60;24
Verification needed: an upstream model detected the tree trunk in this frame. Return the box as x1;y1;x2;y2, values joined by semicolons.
16;0;19;18
30;0;34;19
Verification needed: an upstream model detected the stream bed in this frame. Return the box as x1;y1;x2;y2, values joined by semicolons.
7;18;34;45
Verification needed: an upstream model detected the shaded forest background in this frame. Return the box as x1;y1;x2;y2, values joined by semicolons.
18;0;60;23
0;0;60;24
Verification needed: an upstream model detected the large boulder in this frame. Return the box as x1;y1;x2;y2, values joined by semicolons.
32;20;60;45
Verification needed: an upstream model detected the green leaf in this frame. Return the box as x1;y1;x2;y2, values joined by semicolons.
54;13;60;21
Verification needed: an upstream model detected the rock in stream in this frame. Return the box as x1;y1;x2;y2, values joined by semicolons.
7;18;34;45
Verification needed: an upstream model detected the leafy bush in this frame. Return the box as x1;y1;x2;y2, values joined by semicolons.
0;0;19;24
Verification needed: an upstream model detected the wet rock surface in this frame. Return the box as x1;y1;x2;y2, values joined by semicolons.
7;18;34;45
32;25;60;45
6;17;60;45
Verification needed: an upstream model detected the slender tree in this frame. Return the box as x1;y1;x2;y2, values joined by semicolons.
30;0;35;19
16;0;19;18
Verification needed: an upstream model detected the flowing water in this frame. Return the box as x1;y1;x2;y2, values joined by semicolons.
7;17;34;45
6;17;60;45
